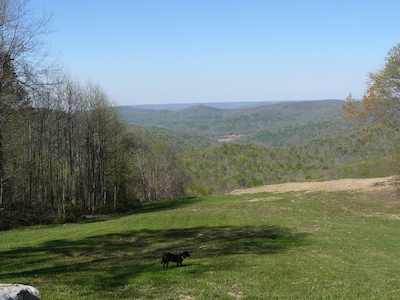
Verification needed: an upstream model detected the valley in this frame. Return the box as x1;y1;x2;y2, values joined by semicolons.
117;100;397;194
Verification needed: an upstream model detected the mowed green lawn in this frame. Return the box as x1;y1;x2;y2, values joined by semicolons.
1;187;399;299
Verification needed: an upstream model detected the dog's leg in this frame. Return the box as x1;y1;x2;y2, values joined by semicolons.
161;259;169;268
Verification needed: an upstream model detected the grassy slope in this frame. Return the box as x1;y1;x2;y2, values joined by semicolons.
1;187;399;299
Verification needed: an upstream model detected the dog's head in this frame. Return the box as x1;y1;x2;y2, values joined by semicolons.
181;251;190;258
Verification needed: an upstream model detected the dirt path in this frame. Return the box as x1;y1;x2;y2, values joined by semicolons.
230;176;397;195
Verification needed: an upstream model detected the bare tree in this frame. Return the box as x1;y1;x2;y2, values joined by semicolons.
0;1;141;227
0;0;54;205
129;130;190;202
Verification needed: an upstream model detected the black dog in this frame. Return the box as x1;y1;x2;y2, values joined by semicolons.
161;251;190;268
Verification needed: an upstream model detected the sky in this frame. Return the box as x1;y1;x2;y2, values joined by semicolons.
30;0;400;106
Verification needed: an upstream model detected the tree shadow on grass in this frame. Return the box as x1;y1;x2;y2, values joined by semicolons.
137;197;203;214
0;225;310;295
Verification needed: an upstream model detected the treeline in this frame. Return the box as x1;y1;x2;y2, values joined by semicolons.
5;78;135;221
0;75;190;229
181;130;396;194
0;0;189;229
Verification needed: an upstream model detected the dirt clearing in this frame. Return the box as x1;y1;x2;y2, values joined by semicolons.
231;176;397;195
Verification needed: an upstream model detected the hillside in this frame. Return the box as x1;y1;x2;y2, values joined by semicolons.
119;100;397;194
181;138;396;194
118;100;350;146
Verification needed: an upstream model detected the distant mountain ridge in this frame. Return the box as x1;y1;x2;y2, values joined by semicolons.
121;99;345;111
122;101;282;111
117;100;348;147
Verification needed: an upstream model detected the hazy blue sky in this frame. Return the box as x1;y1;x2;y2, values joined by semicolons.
31;0;400;106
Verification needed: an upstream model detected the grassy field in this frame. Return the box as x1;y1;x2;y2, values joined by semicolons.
1;187;399;299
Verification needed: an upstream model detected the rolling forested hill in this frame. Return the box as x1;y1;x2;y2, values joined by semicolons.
117;100;350;146
117;100;397;194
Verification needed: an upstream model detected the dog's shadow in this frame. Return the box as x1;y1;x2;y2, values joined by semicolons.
161;262;202;271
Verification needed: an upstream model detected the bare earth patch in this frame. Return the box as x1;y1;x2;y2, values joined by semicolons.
231;176;397;195
217;134;243;143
